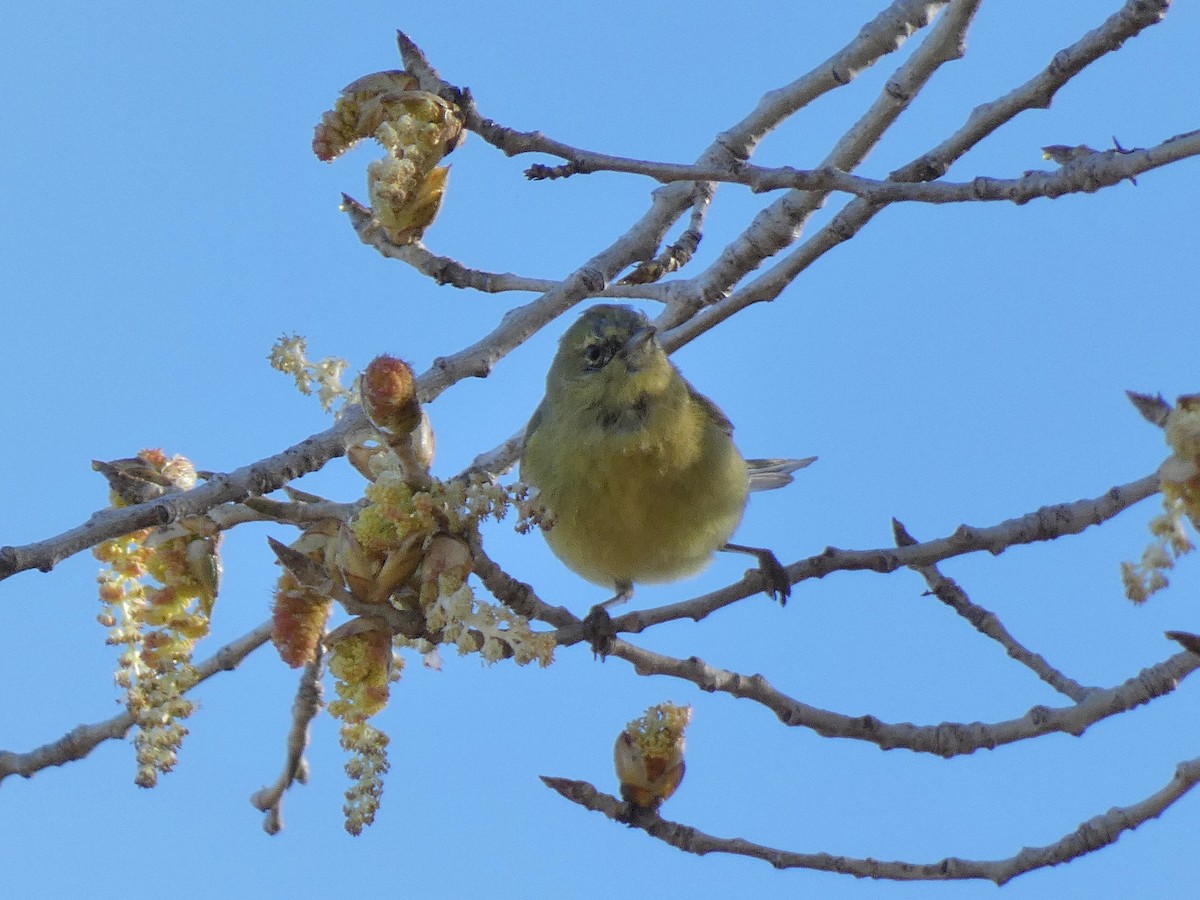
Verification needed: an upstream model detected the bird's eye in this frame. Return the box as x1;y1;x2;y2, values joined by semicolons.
583;343;606;369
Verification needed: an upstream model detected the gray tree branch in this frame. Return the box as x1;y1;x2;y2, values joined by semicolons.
542;750;1200;883
673;0;1173;340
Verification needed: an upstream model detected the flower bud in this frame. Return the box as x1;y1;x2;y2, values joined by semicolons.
614;702;692;810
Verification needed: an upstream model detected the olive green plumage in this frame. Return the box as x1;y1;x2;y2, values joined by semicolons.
520;304;760;597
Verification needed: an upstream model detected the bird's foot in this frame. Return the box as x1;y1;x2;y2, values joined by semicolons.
722;543;791;605
582;604;617;660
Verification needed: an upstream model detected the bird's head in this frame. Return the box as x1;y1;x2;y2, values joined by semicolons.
546;305;676;411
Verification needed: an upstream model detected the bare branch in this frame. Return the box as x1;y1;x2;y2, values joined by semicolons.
678;0;1174;338
1166;630;1200;655
914;564;1096;701
1127;389;1173;427
895;0;1171;184
511;130;1200;207
603;638;1200;756
816;473;1160;574
464;429;524;478
128;498;355;552
340;195;672;300
543;752;1200;883
237;497;357;526
468;531;579;630
673;0;981;319
620;228;703;287
0;621;273;783
407;2;950;166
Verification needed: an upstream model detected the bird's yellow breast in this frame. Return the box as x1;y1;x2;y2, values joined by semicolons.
522;380;749;588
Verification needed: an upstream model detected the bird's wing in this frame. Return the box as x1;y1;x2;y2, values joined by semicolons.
521;401;547;455
685;382;735;437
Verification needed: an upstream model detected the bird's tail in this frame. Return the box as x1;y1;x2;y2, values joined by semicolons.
746;456;817;492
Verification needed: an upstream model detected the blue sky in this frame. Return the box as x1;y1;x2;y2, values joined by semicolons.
3;2;1199;898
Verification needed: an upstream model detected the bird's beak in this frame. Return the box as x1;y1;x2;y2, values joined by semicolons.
619;325;657;364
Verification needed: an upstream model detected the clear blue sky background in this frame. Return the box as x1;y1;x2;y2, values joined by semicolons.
3;2;1198;898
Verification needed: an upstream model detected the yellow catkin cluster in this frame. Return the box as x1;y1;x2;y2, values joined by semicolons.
95;525;215;787
354;472;435;551
268;466;552;833
1162;395;1200;525
261;345;556;832
327;624;394;835
410;572;555;667
313;69;464;244
1123;395;1200;602
328;626;393;721
92;449;220;787
271;571;334;669
312;70;419;161
339;720;390;836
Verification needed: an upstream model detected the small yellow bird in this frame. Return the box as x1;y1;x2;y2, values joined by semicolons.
520;304;812;644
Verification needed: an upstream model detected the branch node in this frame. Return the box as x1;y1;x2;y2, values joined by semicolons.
526;161;584;180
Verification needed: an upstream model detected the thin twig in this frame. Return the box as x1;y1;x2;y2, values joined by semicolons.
402;1;949;169
386;1;949;307
468;532;579;630
0;621;273;783
341;197;673;300
893;518;1096;701
507;130;1199;206
251;655;326;834
237;497;357;525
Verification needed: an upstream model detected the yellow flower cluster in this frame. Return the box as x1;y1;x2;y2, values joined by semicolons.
264;428;551;831
328;623;393;721
1124;394;1199;602
623;702;694;759
312;70;418;161
513;486;556;536
347;471;553;666
411;572;555;667
1162;395;1200;526
354;472;431;551
92;449;221;786
614;702;693;810
268;334;353;413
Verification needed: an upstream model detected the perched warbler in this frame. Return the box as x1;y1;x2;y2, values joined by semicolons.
520;304;812;633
